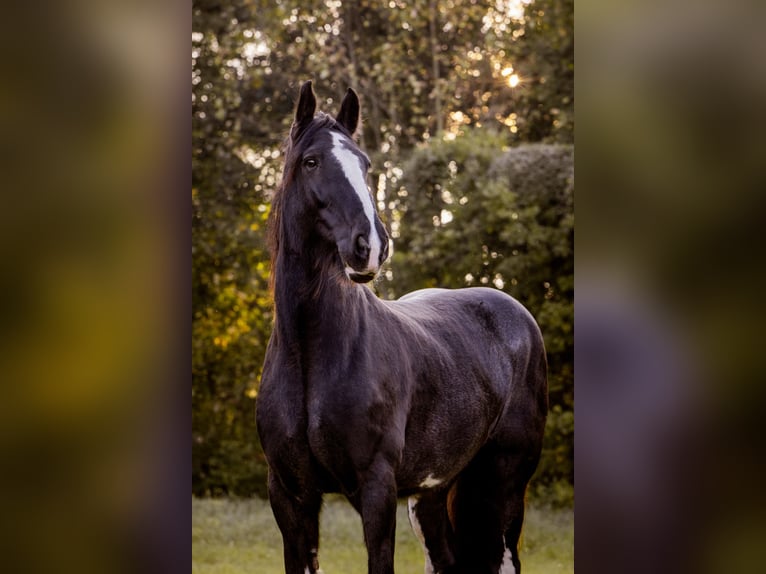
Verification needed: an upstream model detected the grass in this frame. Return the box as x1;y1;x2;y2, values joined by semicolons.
192;496;573;573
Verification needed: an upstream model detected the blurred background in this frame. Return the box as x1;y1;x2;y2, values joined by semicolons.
0;0;188;573
577;0;766;572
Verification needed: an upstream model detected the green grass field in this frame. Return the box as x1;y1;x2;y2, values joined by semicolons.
192;496;573;573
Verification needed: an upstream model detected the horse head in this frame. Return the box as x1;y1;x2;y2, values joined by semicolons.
286;81;389;283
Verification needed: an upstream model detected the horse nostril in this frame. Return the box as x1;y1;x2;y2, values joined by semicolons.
354;234;370;260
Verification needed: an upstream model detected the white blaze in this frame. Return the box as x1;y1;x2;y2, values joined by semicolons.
330;131;382;271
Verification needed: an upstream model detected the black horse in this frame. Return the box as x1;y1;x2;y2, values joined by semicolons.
256;81;548;574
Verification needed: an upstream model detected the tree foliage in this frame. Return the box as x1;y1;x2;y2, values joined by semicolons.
192;0;573;501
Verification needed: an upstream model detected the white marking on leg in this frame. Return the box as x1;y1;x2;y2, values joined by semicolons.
330;131;381;271
408;497;435;574
419;474;442;488
499;545;516;574
304;548;323;574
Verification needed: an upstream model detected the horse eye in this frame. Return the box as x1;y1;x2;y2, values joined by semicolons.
303;157;318;170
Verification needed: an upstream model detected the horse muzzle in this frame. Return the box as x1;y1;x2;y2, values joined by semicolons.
346;269;378;283
340;229;389;283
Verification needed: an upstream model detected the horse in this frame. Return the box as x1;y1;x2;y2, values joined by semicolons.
256;81;548;574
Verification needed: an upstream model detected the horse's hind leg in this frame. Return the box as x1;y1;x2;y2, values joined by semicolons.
450;441;540;574
449;446;507;573
496;411;546;574
501;487;527;573
407;488;459;574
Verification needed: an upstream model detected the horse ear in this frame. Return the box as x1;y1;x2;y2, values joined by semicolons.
291;81;316;140
336;88;360;135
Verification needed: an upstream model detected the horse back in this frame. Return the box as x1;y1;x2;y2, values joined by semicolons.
393;286;544;375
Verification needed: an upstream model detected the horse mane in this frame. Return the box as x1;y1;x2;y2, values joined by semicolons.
267;112;353;295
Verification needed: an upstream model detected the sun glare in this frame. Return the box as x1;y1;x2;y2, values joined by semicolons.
501;67;521;88
507;0;532;21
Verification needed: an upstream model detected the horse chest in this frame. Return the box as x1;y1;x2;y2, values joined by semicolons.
304;373;404;484
256;350;314;470
305;377;373;440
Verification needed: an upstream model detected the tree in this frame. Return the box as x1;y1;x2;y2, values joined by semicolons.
192;0;279;496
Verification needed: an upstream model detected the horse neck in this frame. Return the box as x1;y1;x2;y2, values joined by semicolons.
272;259;371;371
271;212;368;354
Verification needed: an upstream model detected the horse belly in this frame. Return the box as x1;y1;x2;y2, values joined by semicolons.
397;391;499;491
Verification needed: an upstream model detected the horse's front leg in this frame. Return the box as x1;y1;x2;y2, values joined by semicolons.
267;472;322;574
353;455;398;574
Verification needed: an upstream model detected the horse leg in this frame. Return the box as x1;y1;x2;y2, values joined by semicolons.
456;443;541;574
501;495;525;574
495;410;546;574
449;447;507;573
407;488;459;574
449;440;539;574
350;455;398;574
267;472;323;574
